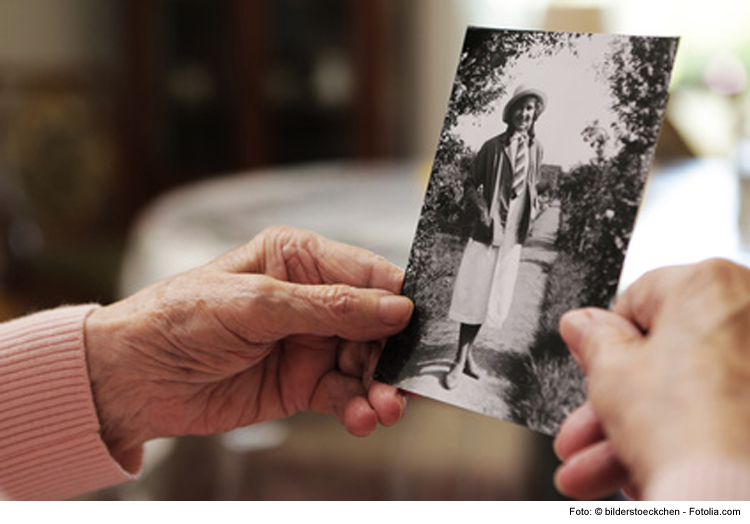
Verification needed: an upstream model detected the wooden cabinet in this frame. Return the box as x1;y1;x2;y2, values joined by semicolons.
116;0;393;213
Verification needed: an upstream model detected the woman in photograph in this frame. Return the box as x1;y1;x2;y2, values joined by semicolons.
444;85;546;389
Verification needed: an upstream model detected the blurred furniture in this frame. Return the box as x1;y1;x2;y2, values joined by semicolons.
116;0;397;219
0;72;123;315
119;161;424;296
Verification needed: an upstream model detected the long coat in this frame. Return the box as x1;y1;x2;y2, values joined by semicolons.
462;131;542;245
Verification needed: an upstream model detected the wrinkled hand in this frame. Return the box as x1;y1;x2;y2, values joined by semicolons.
84;227;413;468
553;259;750;500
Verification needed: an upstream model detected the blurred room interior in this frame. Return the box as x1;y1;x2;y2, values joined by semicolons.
1;0;749;500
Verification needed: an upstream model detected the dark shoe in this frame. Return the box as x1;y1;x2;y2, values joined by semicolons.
463;353;482;379
463;364;480;379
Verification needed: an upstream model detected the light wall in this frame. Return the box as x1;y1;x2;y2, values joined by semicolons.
0;0;115;70
407;0;750;159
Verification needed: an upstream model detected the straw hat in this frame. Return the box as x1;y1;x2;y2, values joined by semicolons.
502;85;547;123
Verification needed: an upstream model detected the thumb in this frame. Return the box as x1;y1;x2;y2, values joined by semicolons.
560;307;643;374
255;277;413;341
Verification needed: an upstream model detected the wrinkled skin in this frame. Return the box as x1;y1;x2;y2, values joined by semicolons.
554;259;750;500
85;227;413;469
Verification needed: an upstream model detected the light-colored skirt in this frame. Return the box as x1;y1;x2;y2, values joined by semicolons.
447;238;522;328
448;186;527;329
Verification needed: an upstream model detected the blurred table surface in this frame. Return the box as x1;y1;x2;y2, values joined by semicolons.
119;161;425;297
121;157;750;297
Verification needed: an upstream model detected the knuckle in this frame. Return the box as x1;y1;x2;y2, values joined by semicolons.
243;275;279;309
259;225;317;249
320;285;360;319
260;224;297;239
260;226;323;269
693;258;737;283
257;225;299;257
689;258;747;299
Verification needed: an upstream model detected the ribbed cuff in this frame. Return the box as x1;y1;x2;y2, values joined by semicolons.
645;459;750;501
0;305;139;500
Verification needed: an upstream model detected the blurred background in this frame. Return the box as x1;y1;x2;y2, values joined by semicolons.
1;0;750;500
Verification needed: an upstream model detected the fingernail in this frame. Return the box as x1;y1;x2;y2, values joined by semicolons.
378;295;413;326
561;309;594;337
399;391;408;412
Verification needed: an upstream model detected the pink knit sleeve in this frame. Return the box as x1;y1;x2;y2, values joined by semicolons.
645;459;750;500
0;305;139;500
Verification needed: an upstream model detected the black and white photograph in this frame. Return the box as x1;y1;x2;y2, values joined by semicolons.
375;27;678;436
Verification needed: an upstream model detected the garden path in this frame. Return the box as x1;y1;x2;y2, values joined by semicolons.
397;202;561;421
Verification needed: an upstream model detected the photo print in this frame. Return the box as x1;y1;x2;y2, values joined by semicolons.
375;27;678;435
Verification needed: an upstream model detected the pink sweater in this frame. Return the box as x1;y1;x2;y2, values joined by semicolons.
0;305;135;500
1;305;750;500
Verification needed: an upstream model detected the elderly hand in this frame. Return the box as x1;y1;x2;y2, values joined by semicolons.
84;227;413;469
553;259;750;500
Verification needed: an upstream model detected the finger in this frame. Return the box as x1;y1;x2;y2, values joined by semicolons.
554;402;605;461
559;308;605;370
217;227;405;294
368;382;406;426
343;396;379;437
297;231;405;293
623;483;642;501
613;263;694;332
337;340;371;378
340;339;385;391
559;307;643;374
308;370;377;437
554;439;630;500
247;276;413;342
339;340;405;426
